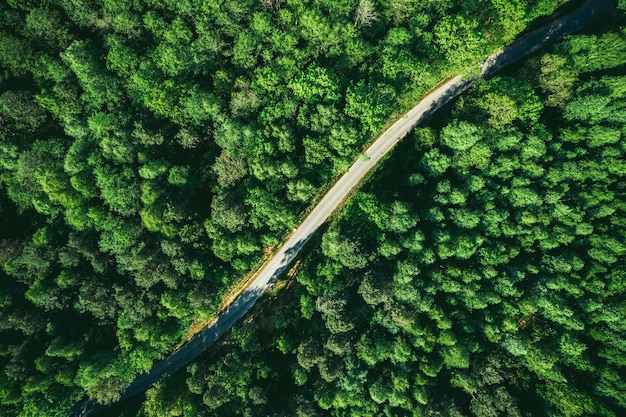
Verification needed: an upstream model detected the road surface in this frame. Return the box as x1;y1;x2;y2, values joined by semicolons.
72;0;617;415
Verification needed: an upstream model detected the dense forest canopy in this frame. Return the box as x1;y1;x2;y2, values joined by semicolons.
0;0;624;416
129;7;626;417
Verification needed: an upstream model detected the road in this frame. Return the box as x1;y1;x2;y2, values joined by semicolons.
72;0;617;415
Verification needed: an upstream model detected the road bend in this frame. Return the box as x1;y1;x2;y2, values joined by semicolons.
72;0;617;415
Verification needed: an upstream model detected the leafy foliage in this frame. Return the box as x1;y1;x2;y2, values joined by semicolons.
0;0;615;415
139;14;626;417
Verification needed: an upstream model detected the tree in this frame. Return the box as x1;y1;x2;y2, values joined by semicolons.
210;193;247;233
0;91;47;132
533;53;577;107
93;164;141;217
61;40;123;111
433;14;484;66
386;201;418;234
440;121;483;151
354;0;378;27
24;7;71;50
213;152;247;188
321;228;368;270
344;80;395;134
316;292;354;334
0;33;35;76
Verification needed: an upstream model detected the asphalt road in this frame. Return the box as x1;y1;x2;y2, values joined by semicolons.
72;0;617;415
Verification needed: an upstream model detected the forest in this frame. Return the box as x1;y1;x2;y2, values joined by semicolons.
122;5;626;417
0;0;624;416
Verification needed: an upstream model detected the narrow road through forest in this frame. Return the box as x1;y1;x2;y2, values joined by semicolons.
73;0;617;415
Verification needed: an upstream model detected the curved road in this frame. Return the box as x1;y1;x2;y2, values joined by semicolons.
73;0;617;415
